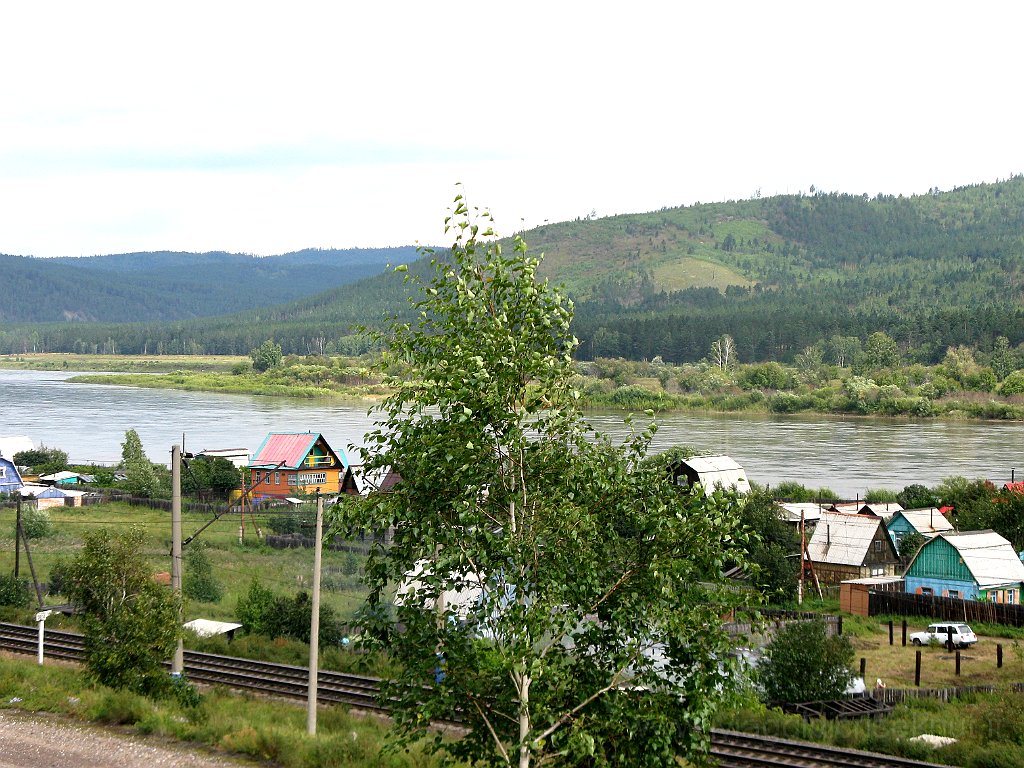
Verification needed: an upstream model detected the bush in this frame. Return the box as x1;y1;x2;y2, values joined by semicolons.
236;579;345;646
47;558;70;597
18;507;52;539
757;619;855;704
183;542;223;603
0;574;30;608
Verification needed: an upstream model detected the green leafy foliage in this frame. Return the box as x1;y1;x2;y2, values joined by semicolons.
739;491;800;603
183;542;223;603
13;444;68;475
0;574;31;608
898;532;927;562
17;506;52;539
250;339;283;372
64;527;181;696
121;428;159;498
183;456;241;499
235;579;344;646
335;198;752;767
897;483;939;510
757;619;855;704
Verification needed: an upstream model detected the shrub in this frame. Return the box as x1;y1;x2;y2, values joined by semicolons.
999;370;1024;397
0;574;30;608
18;507;52;539
757;619;855;704
184;542;223;604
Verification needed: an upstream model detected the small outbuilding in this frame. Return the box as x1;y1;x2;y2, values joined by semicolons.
669;455;750;496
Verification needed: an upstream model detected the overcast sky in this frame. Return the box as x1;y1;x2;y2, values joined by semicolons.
3;2;1022;258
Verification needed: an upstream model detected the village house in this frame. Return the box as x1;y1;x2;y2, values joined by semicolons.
0;454;25;496
806;511;901;585
247;432;347;500
885;507;954;550
903;530;1024;603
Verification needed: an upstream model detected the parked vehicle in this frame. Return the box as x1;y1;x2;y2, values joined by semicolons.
909;623;977;648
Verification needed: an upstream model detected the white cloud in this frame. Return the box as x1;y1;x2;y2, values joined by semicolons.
1;1;1022;256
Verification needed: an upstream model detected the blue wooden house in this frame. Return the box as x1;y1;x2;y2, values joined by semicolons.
885;508;954;550
0;455;25;495
904;530;1024;603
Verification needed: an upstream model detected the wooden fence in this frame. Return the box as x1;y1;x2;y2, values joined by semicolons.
870;682;1024;705
869;590;1024;627
725;610;842;638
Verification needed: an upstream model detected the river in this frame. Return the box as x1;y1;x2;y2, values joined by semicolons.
0;369;1020;498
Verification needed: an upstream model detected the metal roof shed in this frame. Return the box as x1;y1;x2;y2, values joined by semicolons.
672;455;751;497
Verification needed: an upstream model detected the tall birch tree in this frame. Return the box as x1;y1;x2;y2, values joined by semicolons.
336;196;751;767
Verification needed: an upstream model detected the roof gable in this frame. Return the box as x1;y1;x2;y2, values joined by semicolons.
672;454;751;496
249;432;346;470
807;512;896;566
889;508;954;536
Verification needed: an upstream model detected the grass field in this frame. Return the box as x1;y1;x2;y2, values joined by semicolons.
847;617;1024;690
0;353;247;373
0;500;369;633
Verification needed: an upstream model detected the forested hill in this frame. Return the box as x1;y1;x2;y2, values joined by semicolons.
0;247;417;323
3;177;1024;363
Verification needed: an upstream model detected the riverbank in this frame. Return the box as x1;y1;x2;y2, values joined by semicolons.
5;353;1024;420
68;371;387;402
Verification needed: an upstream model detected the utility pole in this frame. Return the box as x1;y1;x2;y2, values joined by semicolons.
798;509;805;606
15;494;21;578
171;445;184;676
307;492;324;735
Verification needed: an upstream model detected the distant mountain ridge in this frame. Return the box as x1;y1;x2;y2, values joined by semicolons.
3;176;1024;363
0;247;418;323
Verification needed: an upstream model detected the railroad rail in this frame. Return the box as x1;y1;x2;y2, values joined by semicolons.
0;623;948;768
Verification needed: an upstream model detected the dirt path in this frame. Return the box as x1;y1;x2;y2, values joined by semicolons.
0;709;245;768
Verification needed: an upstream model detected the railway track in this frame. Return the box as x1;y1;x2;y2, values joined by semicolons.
0;622;949;767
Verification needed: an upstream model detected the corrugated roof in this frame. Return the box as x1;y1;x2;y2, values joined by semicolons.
249;432;320;469
894;508;953;535
807;512;887;566
680;455;751;496
779;503;825;524
936;530;1024;589
859;502;903;517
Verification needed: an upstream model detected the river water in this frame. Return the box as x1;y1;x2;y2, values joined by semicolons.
1;369;1020;498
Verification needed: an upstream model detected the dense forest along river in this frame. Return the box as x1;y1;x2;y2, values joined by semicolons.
1;369;1021;498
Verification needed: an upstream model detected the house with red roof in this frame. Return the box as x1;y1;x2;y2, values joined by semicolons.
247;432;347;499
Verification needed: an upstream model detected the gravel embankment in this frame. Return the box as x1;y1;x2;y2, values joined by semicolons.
0;709;245;768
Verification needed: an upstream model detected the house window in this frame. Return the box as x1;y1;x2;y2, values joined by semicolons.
274;471;280;485
870;567;884;577
288;471;327;487
920;587;934;596
0;466;6;479
945;590;961;599
874;540;882;551
1010;591;1017;604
